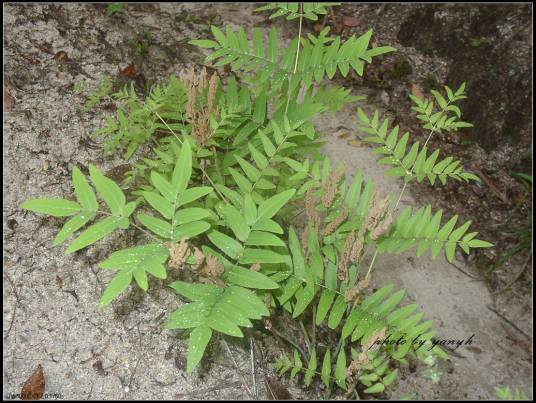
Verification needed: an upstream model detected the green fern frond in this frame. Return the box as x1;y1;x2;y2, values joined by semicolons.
312;85;366;113
21;165;136;255
495;387;529;400
255;2;340;21
277;282;445;392
83;75;113;112
191;25;395;93
377;205;493;262
358;108;480;185
137;140;213;241
96;76;189;160
207;189;295;267
409;83;473;133
166;281;269;372
98;243;169;307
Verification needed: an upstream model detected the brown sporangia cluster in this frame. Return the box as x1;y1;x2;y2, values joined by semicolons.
364;192;393;241
344;277;370;304
337;191;393;281
347;327;387;381
179;66;219;148
338;229;364;282
321;205;349;237
305;188;321;232
321;168;344;209
167;238;191;269
166;239;224;286
199;255;225;281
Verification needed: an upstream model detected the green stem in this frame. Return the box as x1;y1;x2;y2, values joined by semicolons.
391;98;453;211
299;320;312;353
364;249;378;283
97;209;162;244
333;336;344;361
284;2;303;116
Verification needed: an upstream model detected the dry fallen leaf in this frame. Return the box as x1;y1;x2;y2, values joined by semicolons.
121;63;138;79
4;88;15;111
21;364;45;400
55;275;63;289
313;22;324;34
347;140;363;147
342;16;360;27
53;51;68;62
411;83;424;100
92;360;108;376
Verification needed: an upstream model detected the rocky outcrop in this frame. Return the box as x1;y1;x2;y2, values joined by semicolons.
398;4;532;153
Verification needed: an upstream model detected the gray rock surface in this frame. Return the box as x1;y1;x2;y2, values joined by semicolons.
397;4;532;157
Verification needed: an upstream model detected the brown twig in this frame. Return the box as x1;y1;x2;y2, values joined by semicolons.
472;167;509;205
249;337;258;398
222;338;253;399
448;261;483;280
492;248;532;295
3;271;22;341
487;304;531;339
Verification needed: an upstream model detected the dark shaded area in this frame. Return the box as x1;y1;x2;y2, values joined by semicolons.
398;4;532;162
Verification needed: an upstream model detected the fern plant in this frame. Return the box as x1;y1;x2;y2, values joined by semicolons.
20;2;494;398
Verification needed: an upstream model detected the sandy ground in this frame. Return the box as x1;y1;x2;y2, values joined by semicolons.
3;3;532;400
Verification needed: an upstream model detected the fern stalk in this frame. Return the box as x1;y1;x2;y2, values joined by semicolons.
393;95;455;210
284;2;303;115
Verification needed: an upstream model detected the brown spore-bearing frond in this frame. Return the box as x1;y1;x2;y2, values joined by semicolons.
347;351;369;380
360;192;390;236
369;210;394;240
201;255;225;277
347;327;387;381
338;230;356;281
321;205;348;237
197;255;225;286
344;275;370;303
179;66;219;148
321;168;344;208
344;286;361;304
207;72;219;116
198;66;207;92
167;238;191;269
192;246;205;270
191;109;211;147
305;189;321;231
348;236;364;263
